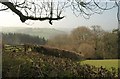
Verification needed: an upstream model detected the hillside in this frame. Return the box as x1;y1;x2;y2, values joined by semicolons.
2;33;47;45
1;27;66;39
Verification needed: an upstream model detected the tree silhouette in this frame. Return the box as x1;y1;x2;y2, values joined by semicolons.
0;0;119;24
115;1;120;59
0;0;66;25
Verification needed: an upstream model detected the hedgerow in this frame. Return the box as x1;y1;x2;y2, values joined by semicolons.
2;50;119;79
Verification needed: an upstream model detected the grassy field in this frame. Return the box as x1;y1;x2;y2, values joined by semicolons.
81;59;119;70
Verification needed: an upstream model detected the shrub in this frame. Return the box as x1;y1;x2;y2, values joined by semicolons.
2;45;118;78
33;45;84;60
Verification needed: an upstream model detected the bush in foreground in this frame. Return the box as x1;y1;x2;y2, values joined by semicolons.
2;50;119;78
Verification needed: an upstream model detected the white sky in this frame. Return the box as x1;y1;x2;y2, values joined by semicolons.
0;2;118;31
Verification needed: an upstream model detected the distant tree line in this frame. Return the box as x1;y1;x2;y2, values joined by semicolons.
2;33;47;45
47;26;118;59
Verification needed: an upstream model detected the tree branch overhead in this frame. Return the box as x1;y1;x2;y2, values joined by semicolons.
0;1;65;24
0;0;117;24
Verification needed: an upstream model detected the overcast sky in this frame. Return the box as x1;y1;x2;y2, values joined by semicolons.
0;1;118;31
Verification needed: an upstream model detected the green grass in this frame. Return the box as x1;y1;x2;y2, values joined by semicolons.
81;59;119;70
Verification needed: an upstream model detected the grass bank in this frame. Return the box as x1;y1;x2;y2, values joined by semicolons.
81;59;119;70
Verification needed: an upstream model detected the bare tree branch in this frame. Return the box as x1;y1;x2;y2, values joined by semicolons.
0;0;65;25
0;7;8;11
115;1;120;28
0;0;118;24
68;0;117;18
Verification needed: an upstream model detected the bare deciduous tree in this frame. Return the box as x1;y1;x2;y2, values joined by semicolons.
0;0;119;25
0;0;68;25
